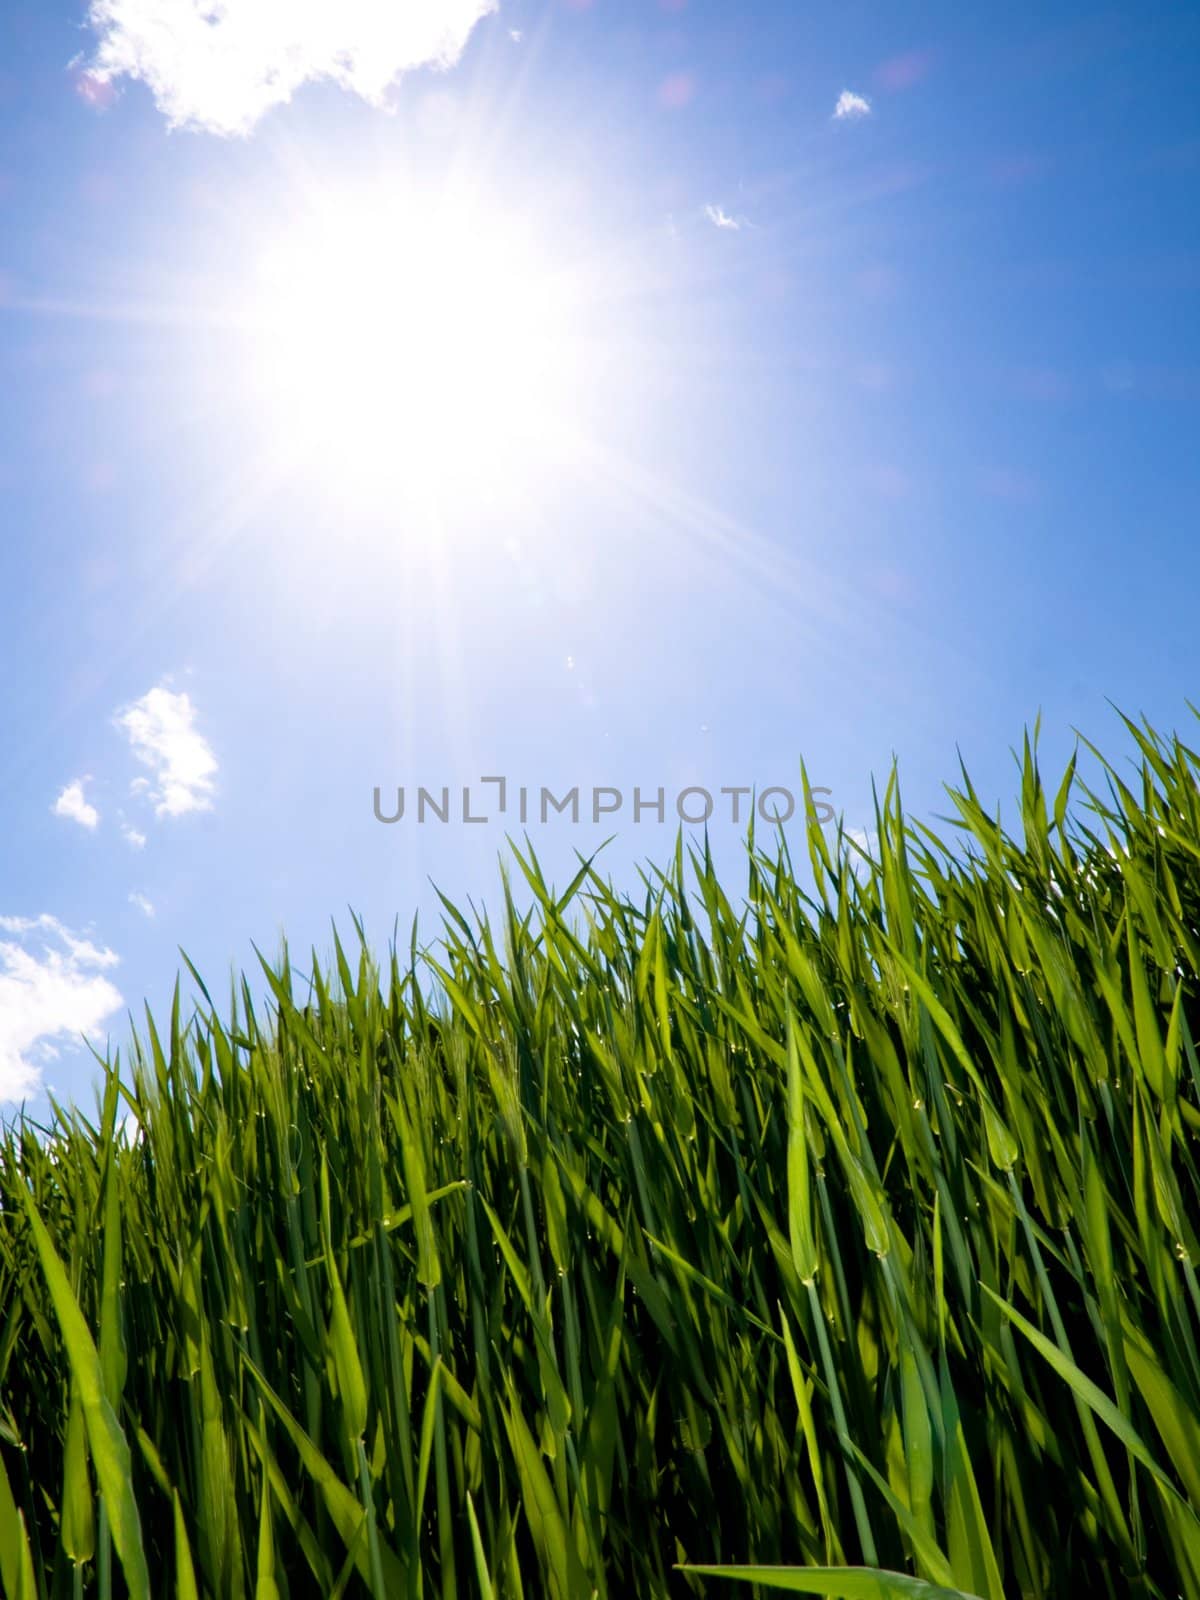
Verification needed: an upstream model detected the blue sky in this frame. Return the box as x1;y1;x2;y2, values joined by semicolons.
2;0;1198;1112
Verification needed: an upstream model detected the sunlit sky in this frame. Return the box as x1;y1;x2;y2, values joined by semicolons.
2;0;1198;1112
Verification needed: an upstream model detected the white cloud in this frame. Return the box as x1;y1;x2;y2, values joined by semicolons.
122;822;147;849
704;204;743;231
834;90;872;121
0;915;122;1104
115;685;218;818
53;779;100;831
843;827;879;880
81;0;500;137
128;892;156;919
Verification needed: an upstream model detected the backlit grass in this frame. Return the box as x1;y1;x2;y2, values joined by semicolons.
3;715;1200;1598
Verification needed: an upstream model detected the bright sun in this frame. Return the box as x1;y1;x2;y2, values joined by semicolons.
239;184;578;509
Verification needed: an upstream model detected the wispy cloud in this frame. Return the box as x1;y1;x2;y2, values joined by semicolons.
115;685;218;818
843;828;879;880
833;89;872;121
0;915;122;1104
80;0;500;137
703;203;744;231
121;821;147;849
53;779;99;831
128;892;156;919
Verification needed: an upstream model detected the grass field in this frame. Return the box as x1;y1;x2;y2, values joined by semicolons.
3;717;1200;1599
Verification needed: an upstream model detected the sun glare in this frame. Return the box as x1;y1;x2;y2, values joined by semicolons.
239;186;578;509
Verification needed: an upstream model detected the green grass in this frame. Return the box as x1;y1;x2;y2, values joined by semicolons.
3;713;1200;1598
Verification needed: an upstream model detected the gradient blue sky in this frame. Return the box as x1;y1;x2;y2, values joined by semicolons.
2;0;1198;1112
